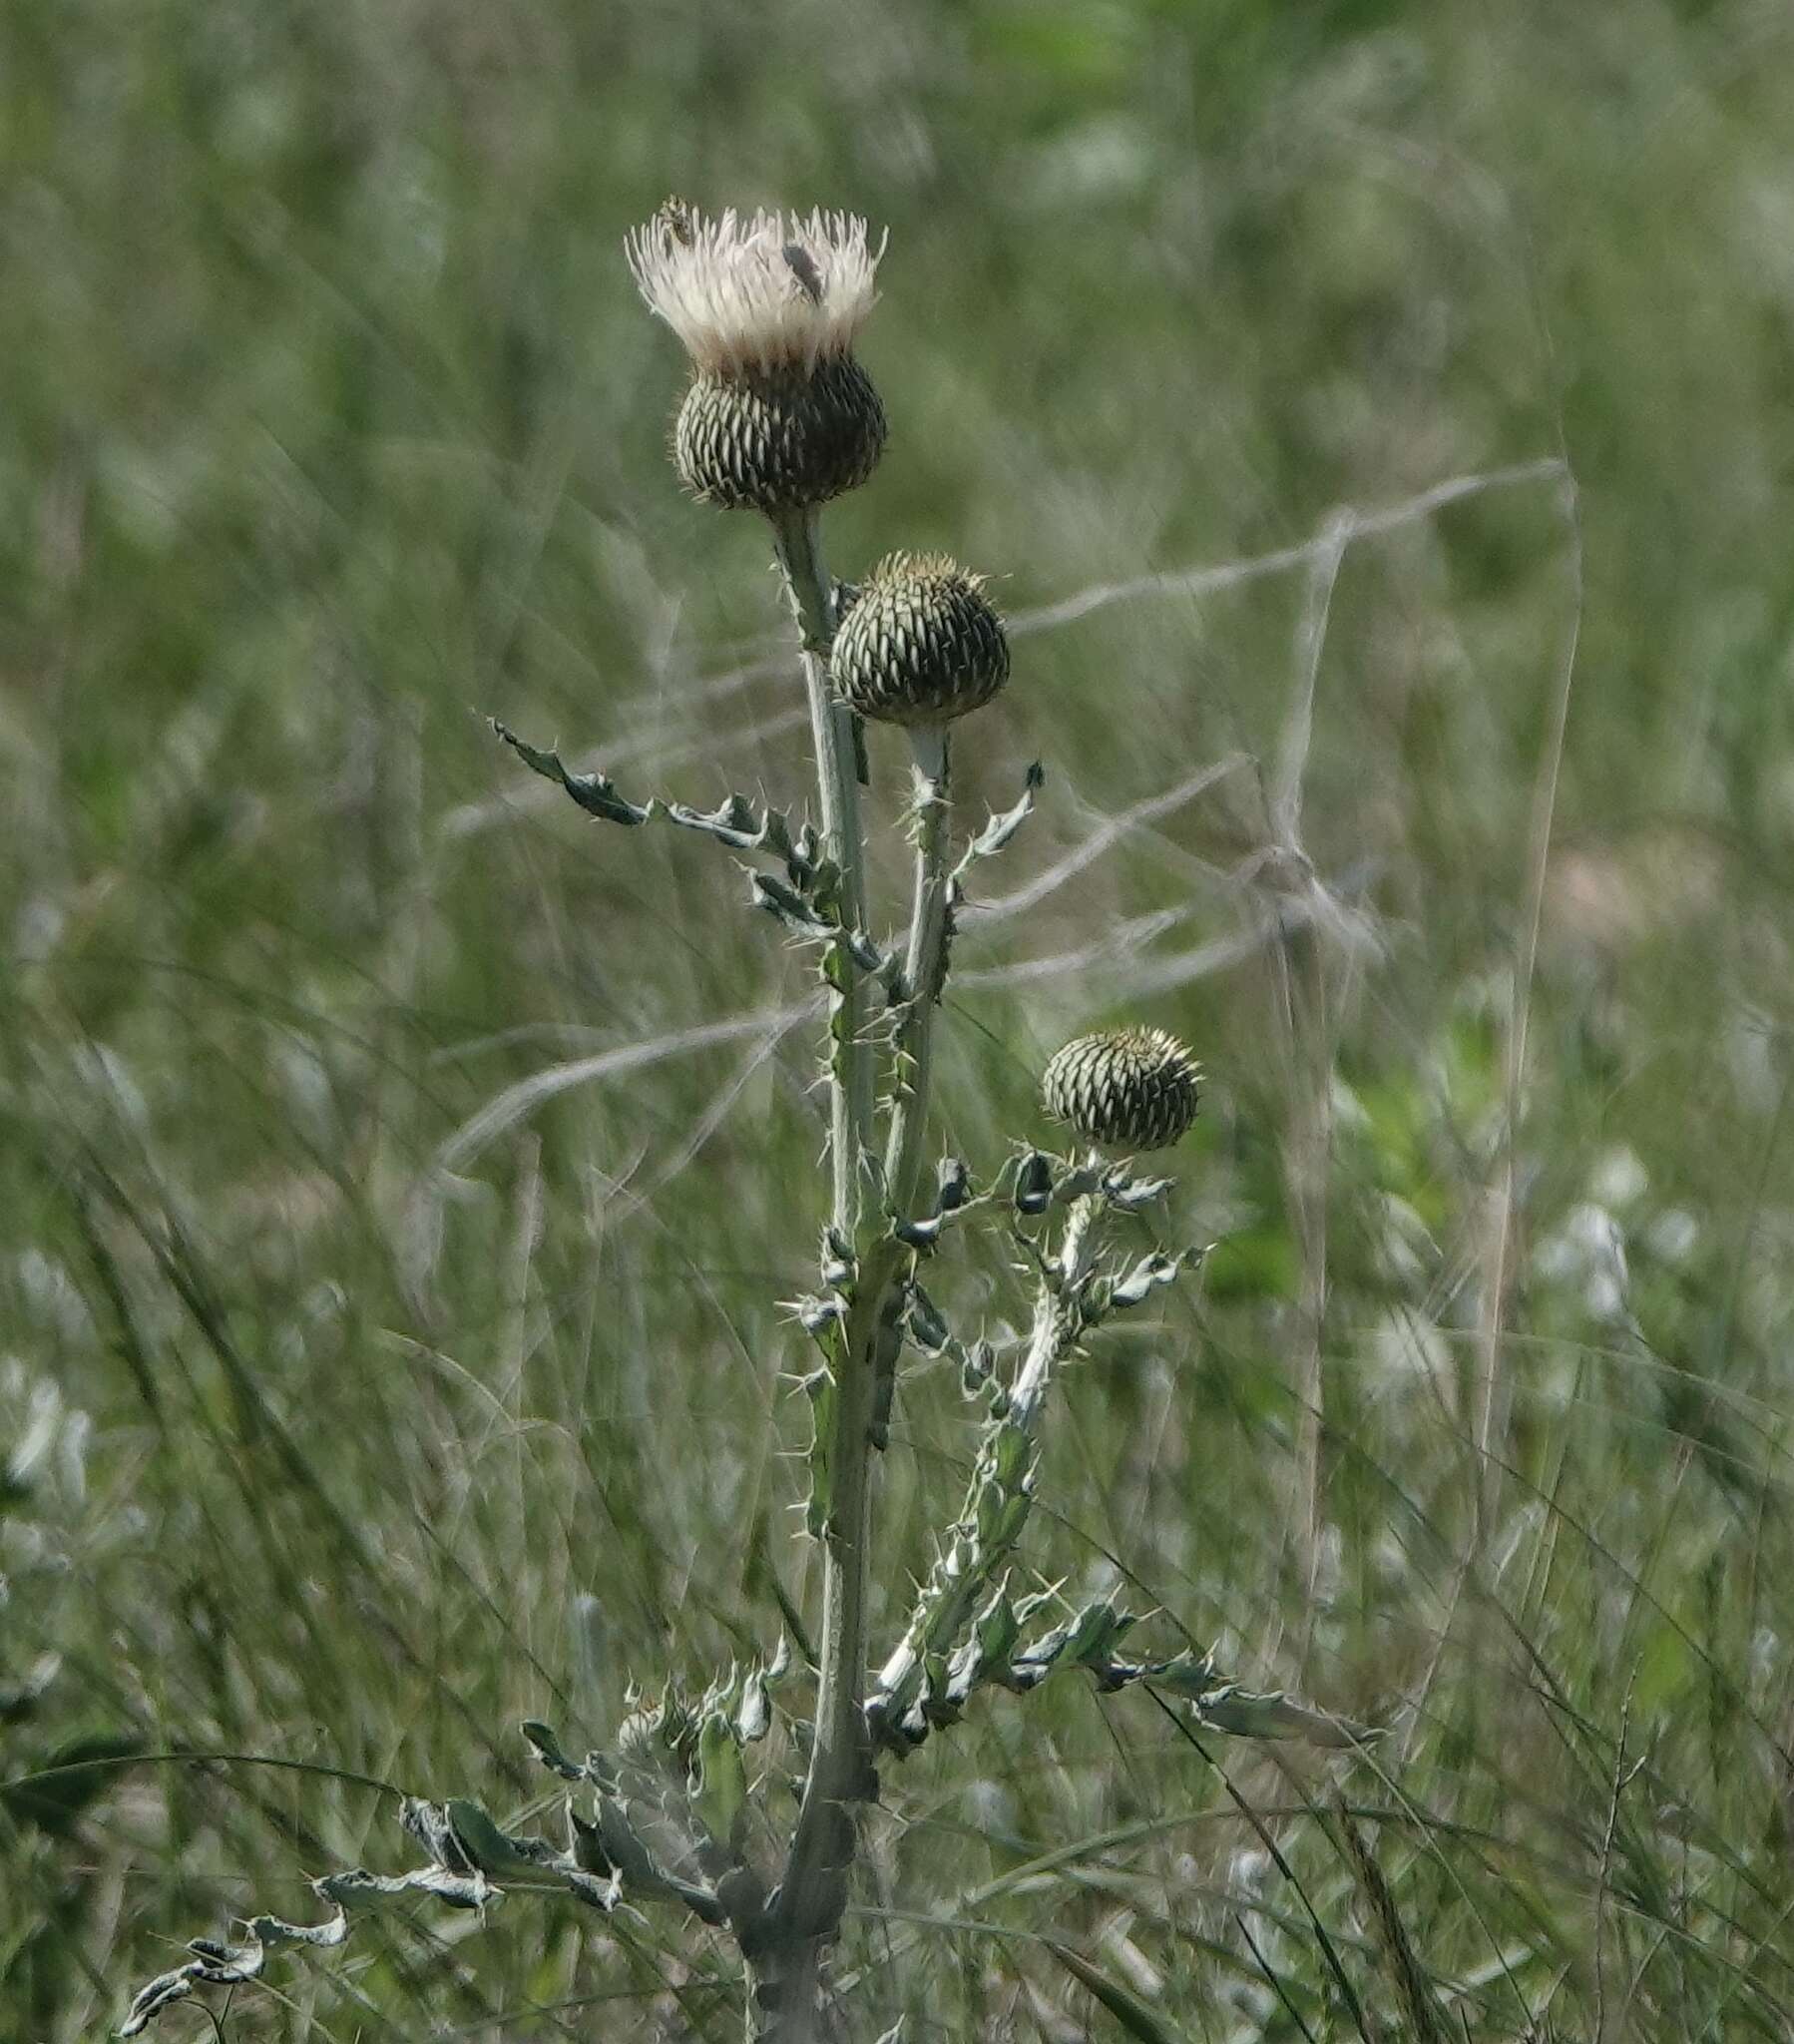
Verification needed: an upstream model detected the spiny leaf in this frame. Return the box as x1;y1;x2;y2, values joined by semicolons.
490;722;654;826
1105;1250;1189;1311
120;1924;317;2041
805;1369;837;1538
121;1970;199;2035
1137;1649;1216;1700
754;870;834;935
893;1156;976;1248
666;791;801;863
445;1796;545;1877
521;1720;588;1782
975;1585;1020;1665
904;1281;952;1354
1195;1684;1379;1748
241;1908;350;1953
737;1668;771;1744
319;1862;494;1912
1013;1149;1055;1217
955;761;1046;875
117;1767;654;2032
1102;1170;1175;1212
788;1293;845;1343
691;1713;747;1847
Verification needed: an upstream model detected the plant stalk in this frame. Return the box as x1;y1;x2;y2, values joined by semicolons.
762;507;887;2037
871;1185;1103;1723
883;726;953;1223
761;545;967;2035
1275;910;1330;1618
1014;1181;1101;1423
769;507;873;1230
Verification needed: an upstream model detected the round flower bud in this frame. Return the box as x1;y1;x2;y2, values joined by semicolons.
829;553;1010;729
1041;1027;1202;1152
626;202;888;513
674;356;886;512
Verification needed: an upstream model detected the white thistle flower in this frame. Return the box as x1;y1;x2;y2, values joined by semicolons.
625;200;890;512
625;202;884;379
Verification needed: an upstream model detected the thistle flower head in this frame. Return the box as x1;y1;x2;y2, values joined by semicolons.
626;202;890;513
830;552;1010;729
626;201;884;379
1041;1026;1202;1153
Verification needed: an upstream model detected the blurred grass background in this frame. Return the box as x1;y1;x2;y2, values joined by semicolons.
7;0;1794;2035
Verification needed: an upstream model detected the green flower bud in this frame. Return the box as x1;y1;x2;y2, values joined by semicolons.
1041;1026;1202;1152
830;553;1010;728
674;356;885;512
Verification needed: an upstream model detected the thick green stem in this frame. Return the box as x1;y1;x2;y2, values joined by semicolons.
764;508;886;2034
745;1944;822;2044
762;548;965;2034
883;726;952;1222
769;507;872;1232
871;1186;1104;1725
1276;912;1330;1614
1013;1182;1100;1423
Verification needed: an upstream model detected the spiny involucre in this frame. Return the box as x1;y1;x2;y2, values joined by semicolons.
626;200;888;514
1042;1026;1203;1152
830;552;1011;729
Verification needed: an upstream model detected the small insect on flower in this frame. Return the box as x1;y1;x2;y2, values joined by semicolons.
830;552;1010;730
658;196;698;249
781;241;824;304
1042;1027;1203;1153
625;200;889;514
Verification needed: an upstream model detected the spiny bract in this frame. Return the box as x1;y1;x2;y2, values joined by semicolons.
674;356;886;513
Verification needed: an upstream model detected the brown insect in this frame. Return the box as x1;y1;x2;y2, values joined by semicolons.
781;242;823;302
656;196;697;250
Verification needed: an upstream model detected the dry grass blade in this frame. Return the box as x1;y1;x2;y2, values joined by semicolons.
1044;1938;1196;2044
1332;1795;1450;2044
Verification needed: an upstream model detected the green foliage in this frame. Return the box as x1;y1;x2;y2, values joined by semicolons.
7;0;1794;2036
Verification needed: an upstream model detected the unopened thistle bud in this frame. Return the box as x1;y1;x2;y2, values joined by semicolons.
830;553;1010;728
625;201;888;514
1042;1027;1202;1153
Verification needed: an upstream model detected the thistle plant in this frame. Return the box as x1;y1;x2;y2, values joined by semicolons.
121;201;1366;2044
